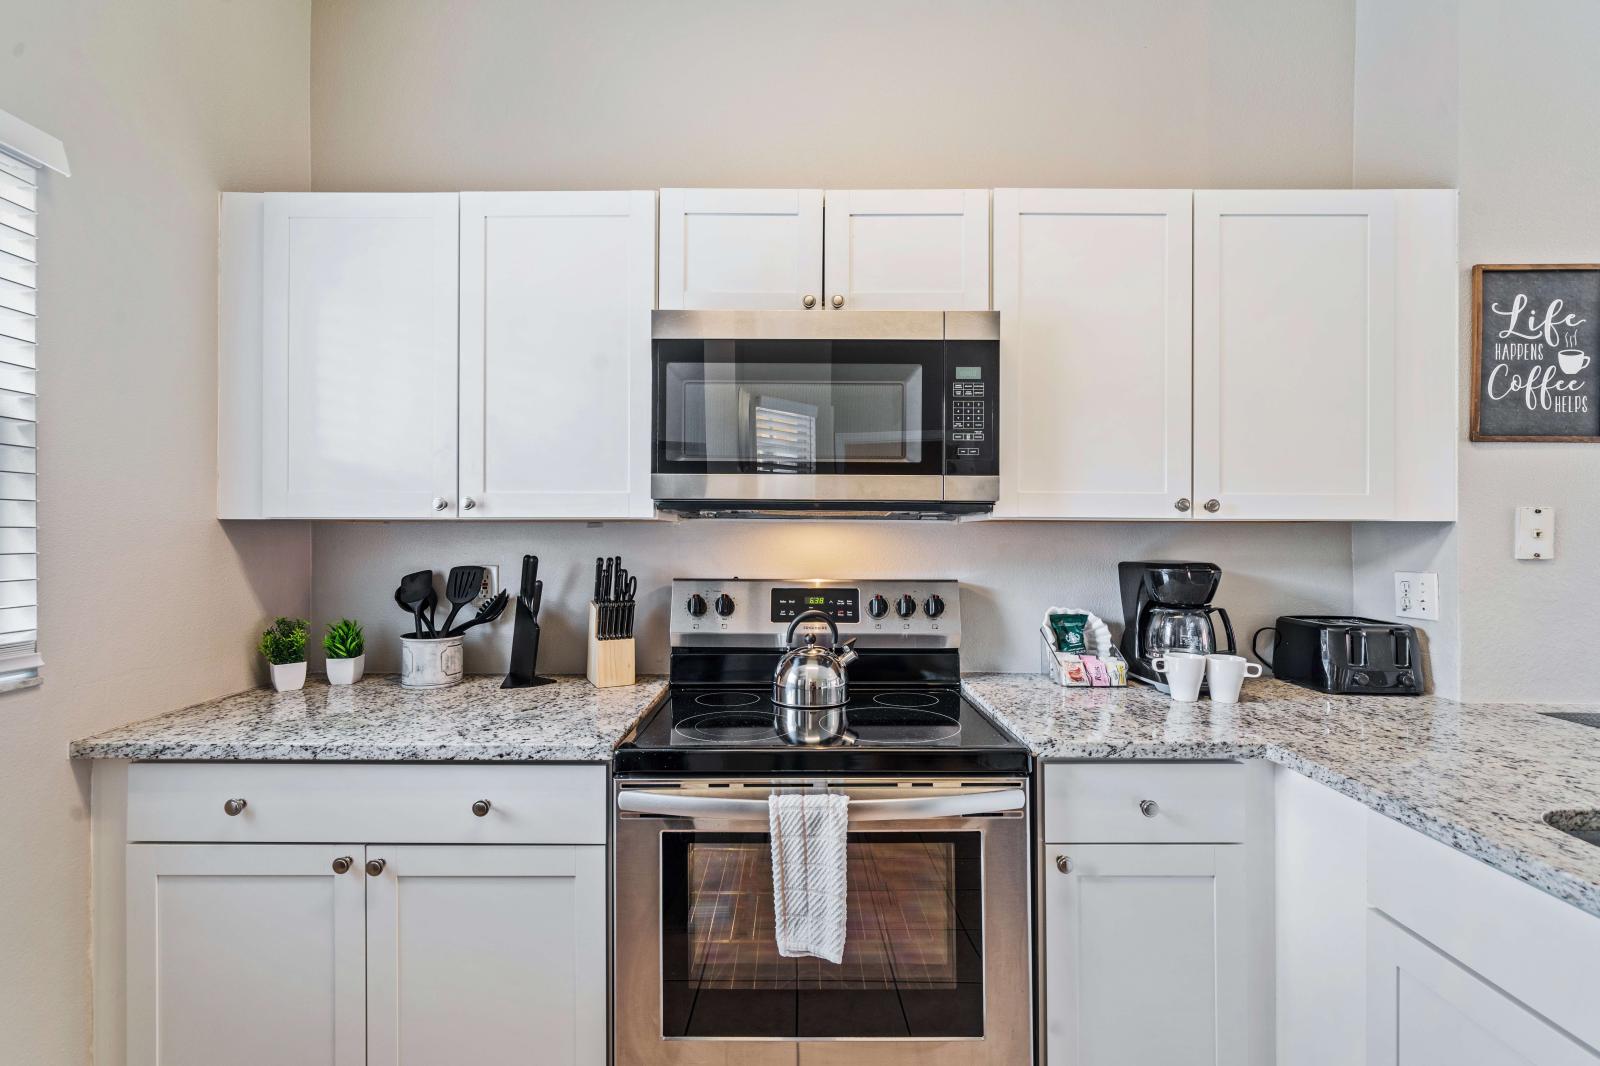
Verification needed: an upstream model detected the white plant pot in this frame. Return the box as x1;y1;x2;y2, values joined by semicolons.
325;653;365;686
400;635;465;689
269;661;307;693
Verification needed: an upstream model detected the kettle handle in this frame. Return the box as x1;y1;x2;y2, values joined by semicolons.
785;609;839;649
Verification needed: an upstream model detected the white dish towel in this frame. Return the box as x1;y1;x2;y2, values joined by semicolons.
768;790;850;964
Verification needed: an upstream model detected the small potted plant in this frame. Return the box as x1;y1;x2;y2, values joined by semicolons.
258;616;309;692
323;618;366;686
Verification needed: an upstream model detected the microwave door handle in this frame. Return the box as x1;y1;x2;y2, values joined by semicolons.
616;787;1025;823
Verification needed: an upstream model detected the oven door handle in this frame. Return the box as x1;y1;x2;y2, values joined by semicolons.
616;787;1025;822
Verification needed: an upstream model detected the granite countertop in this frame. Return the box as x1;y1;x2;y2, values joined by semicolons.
69;675;667;762
962;673;1600;919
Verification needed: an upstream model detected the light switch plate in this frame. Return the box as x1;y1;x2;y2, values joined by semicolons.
1394;572;1439;620
1514;506;1554;560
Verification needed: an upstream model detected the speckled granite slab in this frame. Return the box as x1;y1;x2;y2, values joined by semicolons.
962;673;1600;918
69;675;666;762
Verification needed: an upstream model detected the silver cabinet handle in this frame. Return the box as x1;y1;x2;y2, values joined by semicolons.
831;294;845;309
331;856;353;875
1175;498;1191;513
365;858;387;877
1204;499;1221;513
431;496;448;512
461;497;476;511
223;797;247;817
471;799;492;817
1139;799;1160;818
802;294;817;309
1055;854;1072;874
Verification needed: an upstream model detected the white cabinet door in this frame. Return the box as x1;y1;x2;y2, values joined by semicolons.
460;191;656;518
658;188;823;309
823;189;989;310
1194;190;1396;519
994;189;1193;518
366;845;607;1066
126;844;366;1066
1367;911;1600;1065
1043;843;1247;1066
261;193;459;518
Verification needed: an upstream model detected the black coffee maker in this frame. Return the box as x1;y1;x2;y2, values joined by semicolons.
1118;561;1236;690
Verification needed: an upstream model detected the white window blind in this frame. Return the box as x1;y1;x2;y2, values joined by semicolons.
0;148;40;691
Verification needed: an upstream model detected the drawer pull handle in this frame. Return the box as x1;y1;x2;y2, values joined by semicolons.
222;797;248;817
331;856;353;875
1055;854;1072;874
1139;799;1160;818
471;799;492;817
366;858;387;877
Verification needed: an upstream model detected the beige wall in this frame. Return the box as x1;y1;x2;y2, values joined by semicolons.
0;3;313;1062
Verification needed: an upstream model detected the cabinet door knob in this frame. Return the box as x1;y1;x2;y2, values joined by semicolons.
1204;498;1221;514
1055;854;1072;874
331;855;353;875
802;294;817;309
1139;799;1160;818
1174;498;1191;513
365;858;387;877
431;496;449;512
222;797;247;817
461;497;476;511
471;799;492;817
831;294;845;309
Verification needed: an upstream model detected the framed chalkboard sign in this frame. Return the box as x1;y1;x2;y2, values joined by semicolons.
1471;264;1600;442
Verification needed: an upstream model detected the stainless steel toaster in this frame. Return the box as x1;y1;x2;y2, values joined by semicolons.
1254;615;1424;695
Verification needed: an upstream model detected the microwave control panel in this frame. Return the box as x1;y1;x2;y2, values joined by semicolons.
944;338;998;476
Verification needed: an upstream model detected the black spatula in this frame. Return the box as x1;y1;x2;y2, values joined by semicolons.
398;570;433;639
439;565;486;636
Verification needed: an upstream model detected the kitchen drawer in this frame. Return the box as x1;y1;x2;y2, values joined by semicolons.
127;763;607;845
1042;761;1247;843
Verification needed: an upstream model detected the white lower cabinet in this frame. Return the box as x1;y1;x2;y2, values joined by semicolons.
1043;843;1247;1066
1367;911;1600;1066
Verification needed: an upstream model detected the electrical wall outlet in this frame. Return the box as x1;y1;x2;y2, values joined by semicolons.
1394;571;1439;620
1514;506;1554;560
475;565;500;609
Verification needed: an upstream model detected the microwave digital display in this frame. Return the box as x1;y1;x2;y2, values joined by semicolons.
771;587;859;623
955;366;982;380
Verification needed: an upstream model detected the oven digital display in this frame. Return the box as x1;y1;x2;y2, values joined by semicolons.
771;587;859;623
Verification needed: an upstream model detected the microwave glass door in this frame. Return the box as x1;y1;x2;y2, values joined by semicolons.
655;339;943;475
660;831;984;1040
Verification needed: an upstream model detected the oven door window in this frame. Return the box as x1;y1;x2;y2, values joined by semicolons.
661;831;984;1039
654;339;943;475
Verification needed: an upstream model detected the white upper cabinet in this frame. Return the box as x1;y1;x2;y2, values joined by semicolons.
994;189;1193;518
1194;190;1399;520
823;189;990;310
459;191;655;519
658;188;823;310
260;193;460;519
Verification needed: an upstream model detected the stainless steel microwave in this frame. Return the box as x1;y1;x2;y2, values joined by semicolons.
651;310;999;518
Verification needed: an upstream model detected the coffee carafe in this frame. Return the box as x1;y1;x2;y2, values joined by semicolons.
1118;561;1236;690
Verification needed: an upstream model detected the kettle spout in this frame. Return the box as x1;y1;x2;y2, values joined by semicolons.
834;638;859;668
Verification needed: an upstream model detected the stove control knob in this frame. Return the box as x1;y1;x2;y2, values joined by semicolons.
922;594;945;619
867;594;889;619
685;594;707;617
713;593;736;618
895;594;917;619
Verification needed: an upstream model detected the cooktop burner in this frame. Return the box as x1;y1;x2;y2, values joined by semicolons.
616;685;1028;775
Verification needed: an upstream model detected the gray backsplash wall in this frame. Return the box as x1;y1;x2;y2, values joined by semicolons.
311;521;1354;675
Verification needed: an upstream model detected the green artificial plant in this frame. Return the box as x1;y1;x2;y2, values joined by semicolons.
323;618;366;660
257;617;310;666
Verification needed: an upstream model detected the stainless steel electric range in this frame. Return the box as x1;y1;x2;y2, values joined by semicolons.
613;578;1032;1066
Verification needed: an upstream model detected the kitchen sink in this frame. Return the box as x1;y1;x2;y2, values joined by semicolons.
1544;810;1600;847
1540;711;1600;729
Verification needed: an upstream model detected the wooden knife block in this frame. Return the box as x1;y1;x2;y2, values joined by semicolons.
586;602;635;689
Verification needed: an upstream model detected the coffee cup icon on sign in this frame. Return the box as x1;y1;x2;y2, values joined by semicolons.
1558;349;1591;374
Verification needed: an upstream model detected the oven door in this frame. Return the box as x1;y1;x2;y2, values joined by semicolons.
614;780;1031;1066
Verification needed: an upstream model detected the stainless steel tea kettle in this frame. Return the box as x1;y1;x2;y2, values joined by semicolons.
773;609;859;709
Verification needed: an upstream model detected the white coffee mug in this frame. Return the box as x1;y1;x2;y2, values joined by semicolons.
1152;652;1208;702
1205;653;1262;704
1558;349;1590;374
